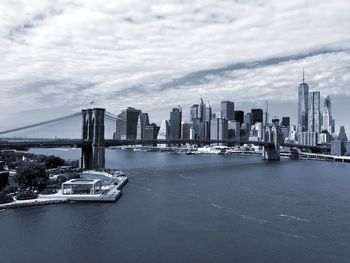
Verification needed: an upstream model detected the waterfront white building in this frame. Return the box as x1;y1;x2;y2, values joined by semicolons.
62;179;102;195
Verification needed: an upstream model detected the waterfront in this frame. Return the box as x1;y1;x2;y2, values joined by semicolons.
1;148;350;263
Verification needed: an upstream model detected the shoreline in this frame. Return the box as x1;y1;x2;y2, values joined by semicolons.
0;176;128;211
0;198;68;210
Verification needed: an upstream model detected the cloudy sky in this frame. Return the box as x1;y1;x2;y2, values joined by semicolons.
0;0;350;132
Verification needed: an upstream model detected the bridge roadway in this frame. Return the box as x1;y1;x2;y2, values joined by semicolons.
0;138;329;151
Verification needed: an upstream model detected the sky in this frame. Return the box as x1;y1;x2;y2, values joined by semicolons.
0;0;349;133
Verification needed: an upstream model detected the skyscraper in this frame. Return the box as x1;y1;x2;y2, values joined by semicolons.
298;69;309;132
323;96;334;133
210;116;228;145
190;104;199;121
244;113;252;125
136;113;150;140
115;107;141;140
234;110;244;123
157;120;170;140
221;101;234;120
338;126;348;142
308;91;321;133
170;107;182;139
251;109;263;124
199;98;205;122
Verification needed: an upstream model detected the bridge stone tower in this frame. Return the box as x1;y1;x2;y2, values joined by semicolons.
81;108;105;169
263;119;281;161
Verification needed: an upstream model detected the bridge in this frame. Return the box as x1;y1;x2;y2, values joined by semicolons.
0;108;330;169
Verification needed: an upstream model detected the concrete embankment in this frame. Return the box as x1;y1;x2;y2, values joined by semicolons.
0;198;68;210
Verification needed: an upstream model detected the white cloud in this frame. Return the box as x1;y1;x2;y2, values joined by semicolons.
0;0;350;131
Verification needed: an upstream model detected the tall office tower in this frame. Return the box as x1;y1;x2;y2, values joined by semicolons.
281;117;290;127
251;109;263;125
181;122;192;139
136;113;150;139
190;104;199;121
338;126;348;141
228;120;240;141
331;119;335;134
221;101;235;120
157;120;170;140
280;117;290;141
298;69;309;132
205;102;212;122
244;113;252;125
199;98;205;122
234;110;244;123
116;107;141;140
323;96;333;133
308;91;321;133
170;107;182;139
210;117;228;144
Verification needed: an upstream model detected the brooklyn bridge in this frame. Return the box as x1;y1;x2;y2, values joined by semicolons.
0;108;330;169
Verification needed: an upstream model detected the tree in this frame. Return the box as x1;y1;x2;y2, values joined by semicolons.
15;162;48;190
44;156;65;169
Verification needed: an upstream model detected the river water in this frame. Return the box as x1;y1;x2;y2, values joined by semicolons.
1;148;350;263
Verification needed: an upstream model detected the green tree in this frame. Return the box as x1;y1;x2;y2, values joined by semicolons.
44;155;65;169
15;162;48;190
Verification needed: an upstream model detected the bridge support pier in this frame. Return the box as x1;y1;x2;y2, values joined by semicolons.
263;145;280;160
263;121;280;161
81;108;105;169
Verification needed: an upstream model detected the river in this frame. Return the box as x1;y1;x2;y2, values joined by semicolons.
0;148;350;263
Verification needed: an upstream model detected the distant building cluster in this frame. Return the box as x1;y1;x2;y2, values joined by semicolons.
112;69;348;155
296;70;342;146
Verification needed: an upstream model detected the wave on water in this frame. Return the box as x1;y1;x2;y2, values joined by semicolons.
280;232;305;240
210;203;224;209
279;214;310;222
178;174;192;180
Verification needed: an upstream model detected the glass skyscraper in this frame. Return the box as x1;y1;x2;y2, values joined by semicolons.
298;72;309;132
221;101;234;120
308;91;321;133
170;107;182;139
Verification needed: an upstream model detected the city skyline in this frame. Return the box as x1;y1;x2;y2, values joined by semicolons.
0;0;349;132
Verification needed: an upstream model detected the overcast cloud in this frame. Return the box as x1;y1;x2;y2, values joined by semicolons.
0;0;349;131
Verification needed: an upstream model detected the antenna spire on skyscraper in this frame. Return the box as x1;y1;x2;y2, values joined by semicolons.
302;67;305;84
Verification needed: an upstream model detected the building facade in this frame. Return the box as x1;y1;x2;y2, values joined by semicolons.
221;101;235;121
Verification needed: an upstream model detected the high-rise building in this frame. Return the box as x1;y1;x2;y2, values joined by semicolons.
323;96;335;134
281;117;290;127
298;70;309;132
244;113;252;125
210;117;228;145
115;107;141;140
308;91;321;133
205;102;212;123
181;122;192;140
228;120;240;141
251;109;263;125
157;120;170;140
170;107;182;139
143;123;159;141
234;110;244;123
199;98;205;122
221;101;234;120
136;113;150;140
190;104;199;121
298;131;317;146
280;117;290;141
338;126;348;142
